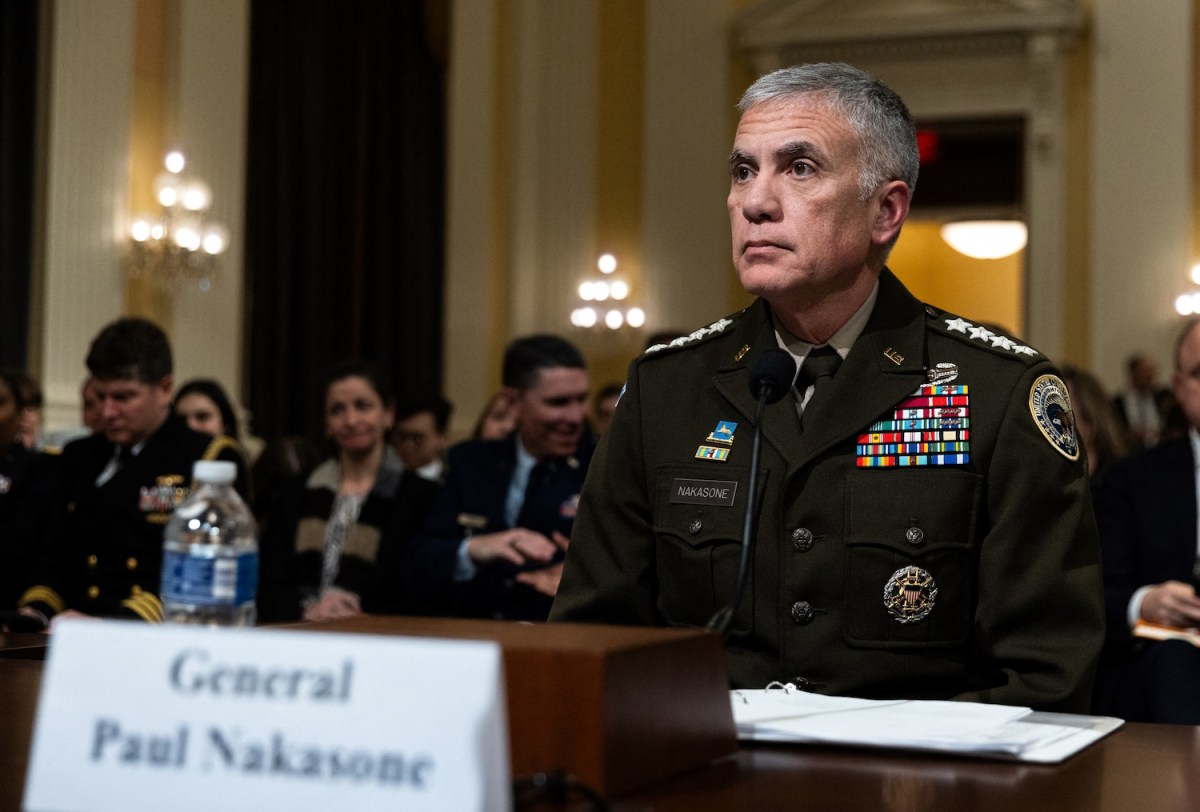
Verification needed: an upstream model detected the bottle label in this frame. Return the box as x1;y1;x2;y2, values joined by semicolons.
161;549;259;606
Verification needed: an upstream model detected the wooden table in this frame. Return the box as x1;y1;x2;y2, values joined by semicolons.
4;627;1200;812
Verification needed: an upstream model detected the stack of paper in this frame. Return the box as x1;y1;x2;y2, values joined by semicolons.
731;688;1122;763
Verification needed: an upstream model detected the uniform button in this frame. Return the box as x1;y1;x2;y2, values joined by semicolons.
790;601;815;625
688;518;703;535
131;585;142;595
87;555;98;567
791;528;814;552
87;585;100;599
906;527;925;546
126;557;138;570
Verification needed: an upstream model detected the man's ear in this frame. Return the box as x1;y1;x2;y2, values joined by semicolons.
872;180;911;247
157;374;174;399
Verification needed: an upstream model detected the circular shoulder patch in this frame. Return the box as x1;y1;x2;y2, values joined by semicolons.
1028;374;1080;460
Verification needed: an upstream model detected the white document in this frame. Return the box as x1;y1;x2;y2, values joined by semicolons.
25;620;512;812
731;688;1123;763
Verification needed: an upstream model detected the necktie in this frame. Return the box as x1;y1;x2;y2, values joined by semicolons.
796;346;842;428
797;345;843;393
515;462;549;529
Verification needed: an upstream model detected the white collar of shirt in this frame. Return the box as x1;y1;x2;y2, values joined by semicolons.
773;279;879;413
505;436;539;527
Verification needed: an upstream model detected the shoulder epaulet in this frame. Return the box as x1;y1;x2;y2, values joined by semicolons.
642;310;745;359
926;305;1042;364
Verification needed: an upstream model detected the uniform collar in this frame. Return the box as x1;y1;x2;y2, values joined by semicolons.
712;268;928;470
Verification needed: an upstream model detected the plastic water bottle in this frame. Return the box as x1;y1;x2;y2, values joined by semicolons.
161;460;258;626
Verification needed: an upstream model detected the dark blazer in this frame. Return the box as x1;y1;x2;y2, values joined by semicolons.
18;415;249;622
407;433;594;620
1095;436;1197;641
552;269;1104;712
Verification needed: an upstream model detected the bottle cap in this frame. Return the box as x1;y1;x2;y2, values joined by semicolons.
192;460;237;485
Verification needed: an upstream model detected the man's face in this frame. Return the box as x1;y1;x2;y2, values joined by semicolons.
513;367;590;461
1132;357;1158;391
1174;325;1200;431
727;96;902;310
94;376;173;446
393;410;447;469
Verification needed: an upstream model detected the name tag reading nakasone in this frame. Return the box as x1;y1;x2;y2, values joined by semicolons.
24;621;511;812
670;478;738;507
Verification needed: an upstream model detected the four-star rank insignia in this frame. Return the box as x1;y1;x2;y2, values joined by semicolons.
884;565;937;624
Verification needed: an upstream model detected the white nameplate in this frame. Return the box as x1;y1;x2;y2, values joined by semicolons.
24;620;511;812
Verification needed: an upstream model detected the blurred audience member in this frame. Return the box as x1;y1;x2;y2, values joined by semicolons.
408;335;593;620
591;383;622;436
0;370;48;610
1061;364;1132;486
174;378;240;441
393;395;452;482
472;390;517;440
11;371;42;449
15;318;249;628
1113;352;1173;449
1094;318;1200;722
258;361;438;623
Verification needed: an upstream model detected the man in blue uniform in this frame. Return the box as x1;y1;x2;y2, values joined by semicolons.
407;335;592;620
15;318;248;628
550;63;1103;712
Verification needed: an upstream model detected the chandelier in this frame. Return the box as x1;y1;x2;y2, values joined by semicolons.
126;151;229;291
570;253;646;331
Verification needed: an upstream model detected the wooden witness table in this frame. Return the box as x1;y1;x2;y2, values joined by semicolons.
3;624;1200;812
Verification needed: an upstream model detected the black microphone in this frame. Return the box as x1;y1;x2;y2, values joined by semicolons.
749;348;799;403
707;349;796;637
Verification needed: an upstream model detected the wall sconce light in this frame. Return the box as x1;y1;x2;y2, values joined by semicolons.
570;253;646;330
1173;263;1200;315
940;220;1028;260
125;151;229;291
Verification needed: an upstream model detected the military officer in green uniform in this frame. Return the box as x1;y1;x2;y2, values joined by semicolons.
550;63;1103;713
15;318;249;629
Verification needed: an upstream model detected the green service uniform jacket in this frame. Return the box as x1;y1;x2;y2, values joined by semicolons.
19;415;249;623
551;270;1104;713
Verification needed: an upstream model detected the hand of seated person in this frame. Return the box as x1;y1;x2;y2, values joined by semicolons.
302;589;362;621
514;531;570;597
467;527;561;568
1140;580;1200;628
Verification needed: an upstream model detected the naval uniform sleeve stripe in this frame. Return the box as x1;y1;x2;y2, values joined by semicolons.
18;586;65;613
122;593;164;623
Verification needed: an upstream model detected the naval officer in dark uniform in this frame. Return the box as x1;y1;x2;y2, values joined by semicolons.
15;318;248;628
550;63;1103;712
407;335;593;620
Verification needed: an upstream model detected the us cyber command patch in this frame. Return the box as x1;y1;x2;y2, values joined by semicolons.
1029;374;1079;460
856;383;971;467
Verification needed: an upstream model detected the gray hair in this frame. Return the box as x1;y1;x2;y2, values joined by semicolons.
738;63;919;201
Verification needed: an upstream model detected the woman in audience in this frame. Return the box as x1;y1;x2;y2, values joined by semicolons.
258;361;438;622
174;378;240;441
471;390;517;440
